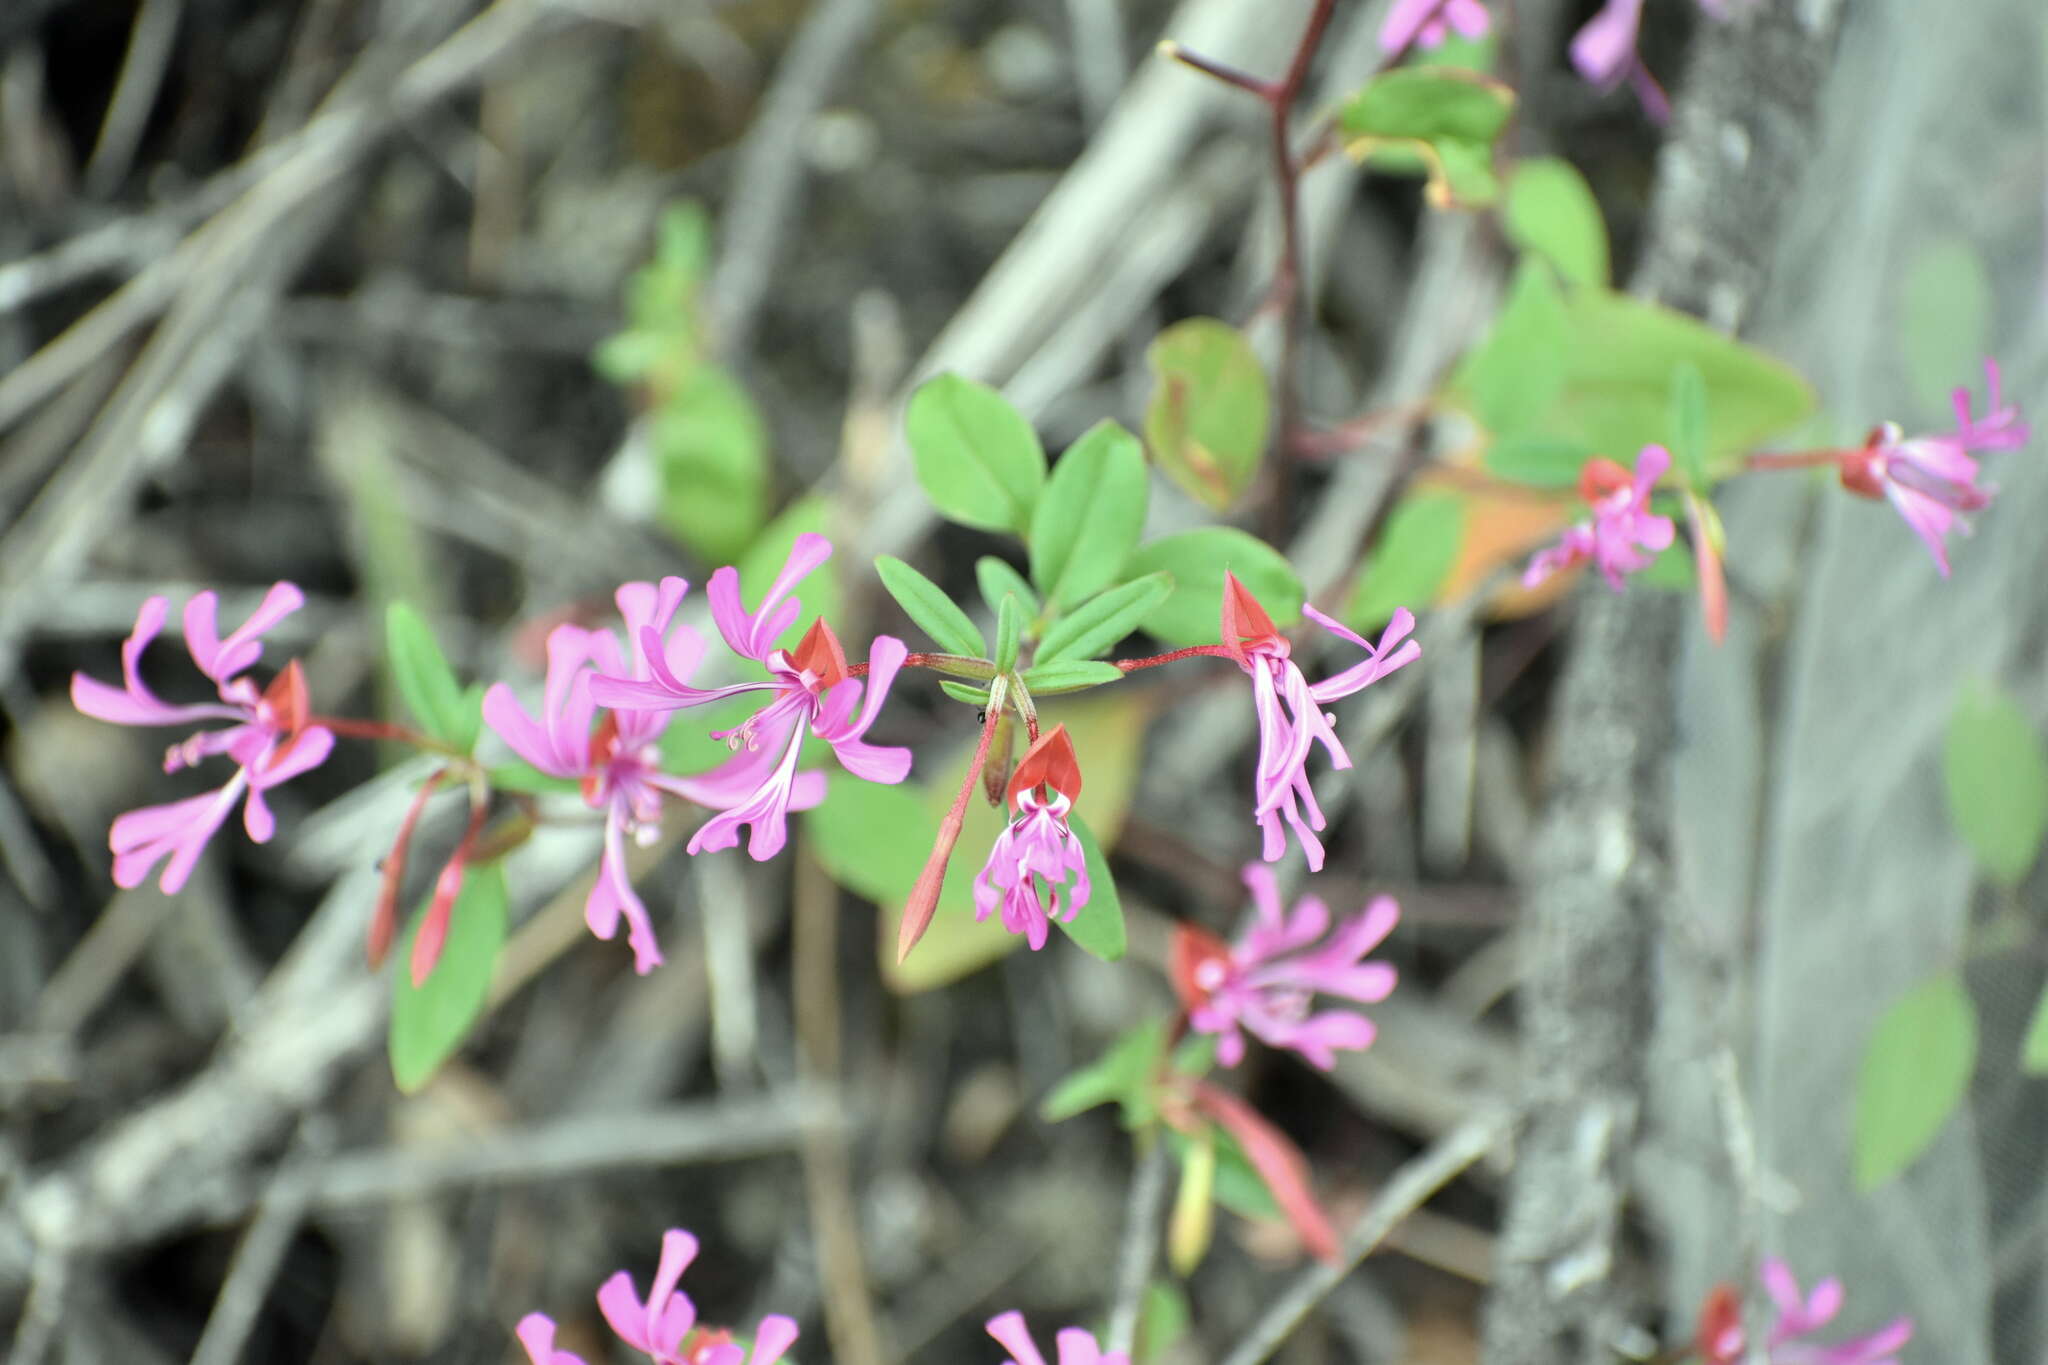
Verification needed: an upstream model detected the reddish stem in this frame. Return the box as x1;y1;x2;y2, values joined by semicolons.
1115;644;1236;674
1746;449;1851;472
849;651;984;679
1158;40;1277;98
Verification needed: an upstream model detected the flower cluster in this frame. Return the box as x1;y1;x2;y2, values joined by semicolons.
70;582;334;894
975;724;1089;949
1839;359;2030;576
1222;572;1420;873
1173;863;1399;1070
1523;444;1677;592
986;1311;1128;1365
1696;1258;1913;1365
517;1228;797;1365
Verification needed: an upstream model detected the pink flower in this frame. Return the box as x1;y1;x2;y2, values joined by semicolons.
1839;359;2029;576
1699;1260;1912;1365
595;1229;799;1365
516;1314;588;1365
486;578;819;974
1522;445;1677;591
985;1311;1130;1365
974;725;1089;950
1221;573;1420;873
70;582;334;893
1173;863;1398;1070
1379;0;1490;53
591;534;912;861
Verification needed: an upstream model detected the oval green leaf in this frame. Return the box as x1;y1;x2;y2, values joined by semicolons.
1057;813;1126;962
1944;681;2048;886
1143;319;1270;511
1019;659;1123;695
906;373;1046;533
1504;157;1608;286
652;365;769;565
1853;972;1976;1191
2023;982;2048;1076
1122;530;1302;647
875;555;987;657
1349;489;1463;629
976;555;1039;622
387;602;479;753
1030;419;1149;607
390;863;509;1093
1036;572;1174;665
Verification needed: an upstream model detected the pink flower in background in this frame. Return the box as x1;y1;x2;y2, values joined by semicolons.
1568;0;1672;121
487;577;821;974
71;582;334;893
1523;445;1677;591
986;1311;1130;1365
975;725;1089;950
515;1314;588;1365
591;534;911;861
1221;573;1420;873
1697;1260;1912;1365
595;1229;799;1365
1839;359;2029;575
1173;863;1398;1070
1379;0;1490;53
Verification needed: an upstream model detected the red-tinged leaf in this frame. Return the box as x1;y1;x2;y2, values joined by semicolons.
1192;1082;1340;1264
1169;923;1232;1014
1219;570;1281;666
1694;1283;1744;1365
1008;723;1082;808
372;769;448;968
263;658;311;736
897;810;963;964
982;709;1017;808
791;617;850;689
410;857;463;987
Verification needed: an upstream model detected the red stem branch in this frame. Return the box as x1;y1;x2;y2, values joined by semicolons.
1746;449;1850;472
1115;644;1236;674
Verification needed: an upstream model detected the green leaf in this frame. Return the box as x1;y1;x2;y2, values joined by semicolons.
1041;1016;1169;1123
1036;573;1175;665
1901;239;1993;415
1056;814;1126;961
1451;284;1814;483
1944;681;2048;886
976;556;1040;622
2023;983;2048;1075
874;556;988;657
386;603;479;753
1668;361;1710;489
1019;659;1124;695
1144;320;1270;511
1504;157;1609;286
906;373;1046;533
1133;1281;1192;1365
1853;972;1976;1191
1484;435;1595;488
1339;67;1516;209
1030;420;1150;607
389;863;509;1093
1168;1129;1218;1274
1635;539;1697;590
488;760;581;796
1462;259;1570;439
994;595;1025;673
940;680;994;706
652;366;769;565
1167;1126;1284;1221
1349;489;1463;628
736;496;838;655
1124;530;1302;647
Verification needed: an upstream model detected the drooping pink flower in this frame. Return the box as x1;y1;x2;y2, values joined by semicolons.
1568;0;1672;120
1838;359;2029;576
486;577;822;974
985;1311;1130;1365
1173;863;1398;1071
1697;1260;1912;1365
974;725;1089;950
1379;0;1490;53
590;534;911;862
1221;573;1420;873
70;583;334;893
1522;445;1677;592
516;1313;589;1365
595;1229;800;1365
